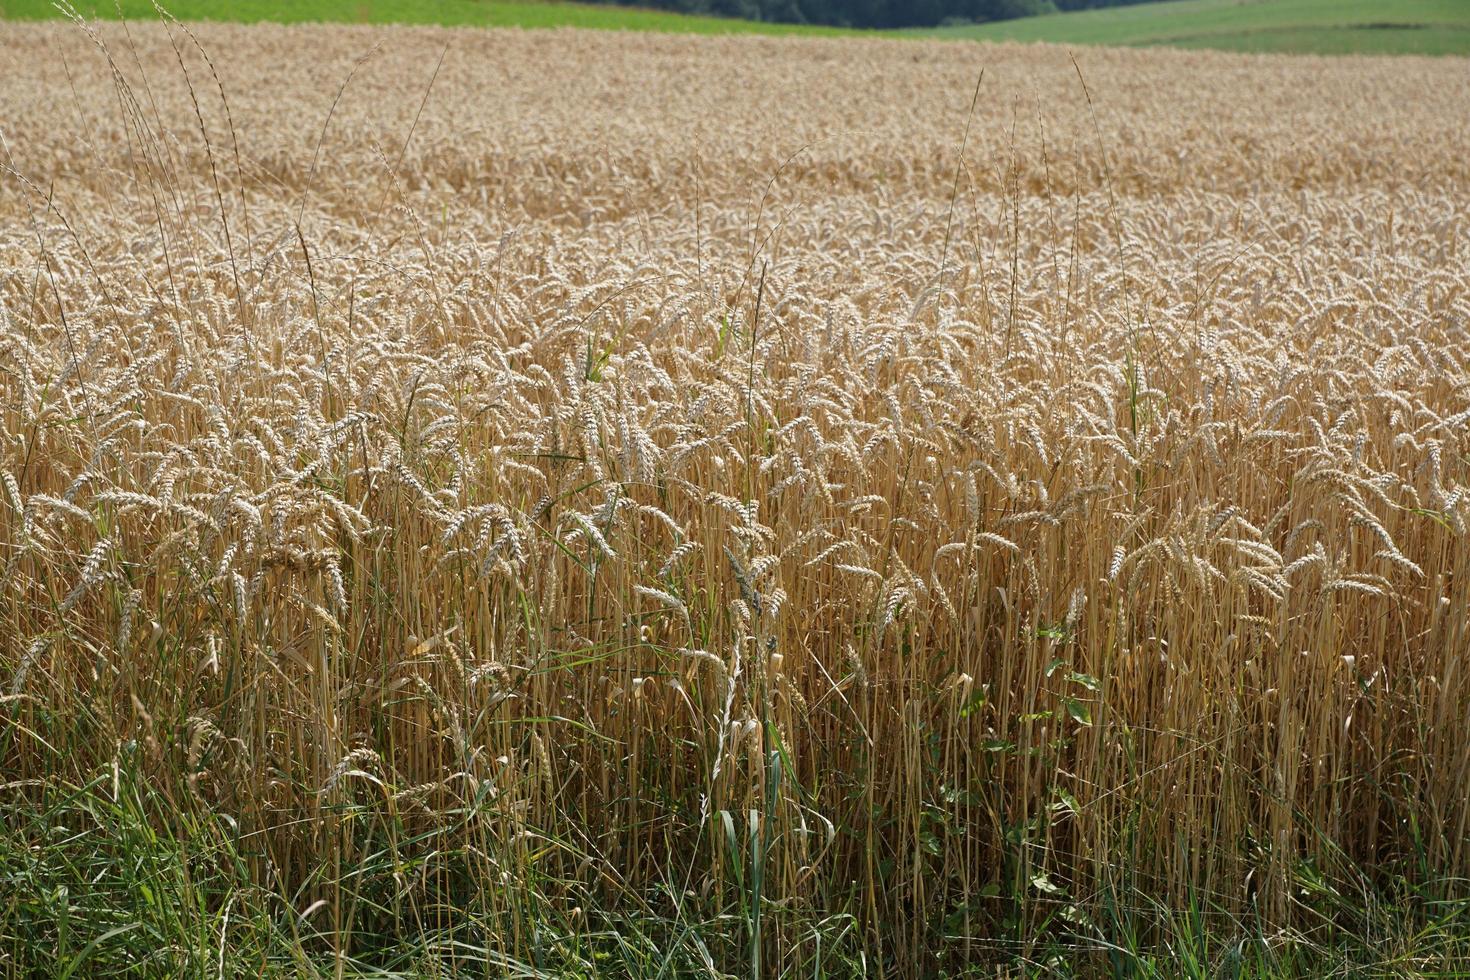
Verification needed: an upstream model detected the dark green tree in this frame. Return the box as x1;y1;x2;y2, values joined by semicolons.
581;0;1159;29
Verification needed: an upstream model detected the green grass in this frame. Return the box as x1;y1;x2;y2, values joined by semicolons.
0;0;856;36
5;760;1468;977
7;0;1467;55
920;0;1470;55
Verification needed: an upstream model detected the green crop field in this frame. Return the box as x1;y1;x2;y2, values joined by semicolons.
7;0;1469;55
921;0;1470;56
0;0;853;35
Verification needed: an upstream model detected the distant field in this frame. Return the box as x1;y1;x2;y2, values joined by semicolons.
922;0;1470;55
8;0;1470;55
0;0;852;35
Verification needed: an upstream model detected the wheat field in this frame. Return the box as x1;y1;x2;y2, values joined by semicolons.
1;17;1468;977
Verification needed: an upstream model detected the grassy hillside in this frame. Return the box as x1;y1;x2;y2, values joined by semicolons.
8;0;1469;54
922;0;1470;55
0;0;854;35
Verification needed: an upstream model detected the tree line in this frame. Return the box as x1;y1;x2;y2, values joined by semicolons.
586;0;1158;30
